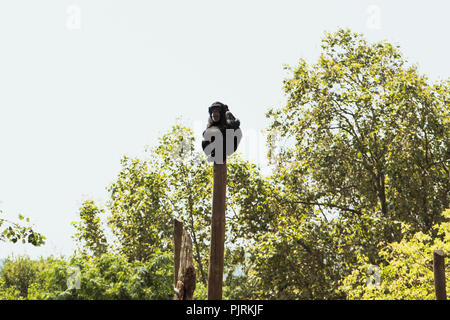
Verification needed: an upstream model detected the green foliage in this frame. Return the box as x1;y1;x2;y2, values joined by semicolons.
227;160;278;240
72;200;108;256
267;28;449;234
0;210;45;246
260;28;449;298
151;124;213;284
0;256;40;298
102;124;212;277
342;209;450;299
0;252;173;300
107;156;171;262
193;281;207;300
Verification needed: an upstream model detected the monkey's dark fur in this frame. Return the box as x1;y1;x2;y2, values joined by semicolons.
201;101;241;161
206;102;240;130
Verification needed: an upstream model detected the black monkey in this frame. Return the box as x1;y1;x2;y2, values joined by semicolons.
205;102;240;130
201;102;241;162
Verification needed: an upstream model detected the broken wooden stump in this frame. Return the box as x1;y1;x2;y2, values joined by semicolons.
173;219;196;300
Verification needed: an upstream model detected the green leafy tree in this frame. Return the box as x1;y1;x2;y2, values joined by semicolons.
72;200;108;256
227;161;278;241
0;211;45;246
42;252;173;300
267;28;449;234
259;28;449;299
0;252;173;300
223;158;280;299
0;256;41;298
106;156;172;262
151;124;213;284
341;209;450;299
246;214;384;299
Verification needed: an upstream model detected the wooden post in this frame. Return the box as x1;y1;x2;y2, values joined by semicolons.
173;219;196;300
433;249;447;300
207;162;227;300
173;219;183;288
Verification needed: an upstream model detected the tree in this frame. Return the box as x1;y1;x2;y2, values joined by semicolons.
259;28;450;298
341;209;450;299
0;210;45;246
72;200;108;256
267;28;449;235
0;256;39;298
151;124;213;285
106;156;172;262
0;252;173;300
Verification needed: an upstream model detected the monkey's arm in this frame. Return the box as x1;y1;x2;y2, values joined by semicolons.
225;111;240;129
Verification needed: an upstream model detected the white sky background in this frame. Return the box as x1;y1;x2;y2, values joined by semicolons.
0;0;449;259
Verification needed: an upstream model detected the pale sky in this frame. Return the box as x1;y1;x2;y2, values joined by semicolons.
1;0;449;258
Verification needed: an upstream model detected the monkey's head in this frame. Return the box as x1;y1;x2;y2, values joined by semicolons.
208;102;227;124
